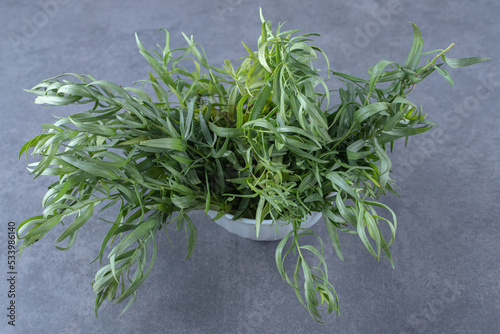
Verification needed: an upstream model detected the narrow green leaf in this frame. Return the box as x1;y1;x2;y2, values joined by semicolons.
236;93;250;128
241;41;258;62
113;231;158;304
183;213;197;260
331;71;369;83
59;156;119;180
368;61;394;100
326;172;360;201
443;56;492;68
34;95;82;105
208;122;244;138
139;138;187;151
434;65;454;86
372;136;391;189
355;204;377;258
108;217;157;258
249;84;272;120
55;204;94;243
404;23;423;70
353;102;389;123
297;93;328;129
255;196;266;238
323;209;343;261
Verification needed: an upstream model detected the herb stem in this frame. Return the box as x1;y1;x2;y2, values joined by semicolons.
419;43;455;74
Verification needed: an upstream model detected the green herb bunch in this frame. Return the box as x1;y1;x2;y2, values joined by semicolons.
16;10;490;321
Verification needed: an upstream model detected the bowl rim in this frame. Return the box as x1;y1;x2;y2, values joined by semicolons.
206;210;322;226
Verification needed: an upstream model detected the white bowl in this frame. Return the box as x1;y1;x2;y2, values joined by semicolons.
207;210;323;241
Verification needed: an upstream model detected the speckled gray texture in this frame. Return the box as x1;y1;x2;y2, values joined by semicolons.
1;0;499;333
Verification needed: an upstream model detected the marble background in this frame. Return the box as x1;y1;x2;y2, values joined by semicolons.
1;0;499;333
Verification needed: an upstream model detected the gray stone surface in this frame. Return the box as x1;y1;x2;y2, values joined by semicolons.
1;0;499;333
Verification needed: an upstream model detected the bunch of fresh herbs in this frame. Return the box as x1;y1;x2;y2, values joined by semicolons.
16;10;490;321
